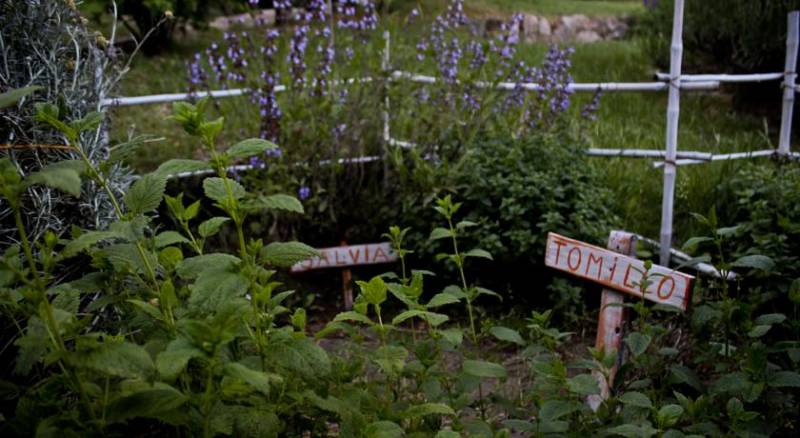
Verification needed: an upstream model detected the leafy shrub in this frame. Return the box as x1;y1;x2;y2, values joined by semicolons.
718;163;800;322
392;132;617;315
641;0;799;73
0;0;131;247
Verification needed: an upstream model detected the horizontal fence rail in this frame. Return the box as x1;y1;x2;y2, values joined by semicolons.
654;72;785;83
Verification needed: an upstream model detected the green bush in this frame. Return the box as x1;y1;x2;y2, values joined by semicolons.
391;132;618;316
641;0;800;73
721;163;800;315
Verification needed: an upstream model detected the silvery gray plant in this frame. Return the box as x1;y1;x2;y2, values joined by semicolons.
0;0;133;247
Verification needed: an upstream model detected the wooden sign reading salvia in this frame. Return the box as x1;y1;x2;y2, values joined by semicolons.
544;233;693;311
291;242;398;273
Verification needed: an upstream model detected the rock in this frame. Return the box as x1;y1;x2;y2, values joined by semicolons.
559;14;591;33
575;30;602;43
539;16;552;37
522;14;551;42
210;9;276;31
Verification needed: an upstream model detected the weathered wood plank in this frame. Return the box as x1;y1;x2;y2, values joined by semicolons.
290;242;397;273
544;232;693;311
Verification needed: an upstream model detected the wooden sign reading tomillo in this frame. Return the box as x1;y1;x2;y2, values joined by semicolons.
544;232;693;311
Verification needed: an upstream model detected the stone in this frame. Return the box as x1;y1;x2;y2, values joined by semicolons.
539;16;552;37
210;9;276;31
560;14;591;33
575;30;602;43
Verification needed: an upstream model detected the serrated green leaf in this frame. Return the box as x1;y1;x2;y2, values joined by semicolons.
154;159;210;177
464;248;493;260
62;230;124;258
748;325;771;338
657;404;684;427
25;165;82;197
127;299;163;321
566;374;599;395
605;423;658;438
426;292;461;308
105;385;187;424
226;138;277;158
681;236;713;253
364;421;403;438
266;338;331;380
232;407;281;438
80;341;155;379
334;311;373;325
155;231;190;248
198;217;230;238
373;345;408;375
476;286;502;300
463;359;507;379
625;332;651;357
392;309;448;327
755;313;786;326
619;391;653;408
731;254;775;271
490;326;524;345
176;253;240;279
768;371;800;388
103;243;157;274
244;194;304;213
429;227;453;241
156;339;205;381
358;276;387;306
439;328;463;347
223;362;282;396
402;403;455;419
261;242;318;268
125;173;166;215
203;177;245;203
188;271;249;312
70;112;103;133
14;316;48;375
538;400;578;421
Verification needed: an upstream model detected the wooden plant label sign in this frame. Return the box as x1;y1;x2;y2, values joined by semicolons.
544;232;693;311
290;242;398;273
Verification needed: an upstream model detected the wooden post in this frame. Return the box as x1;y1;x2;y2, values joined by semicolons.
779;11;800;156
340;239;354;310
587;231;636;411
658;0;685;266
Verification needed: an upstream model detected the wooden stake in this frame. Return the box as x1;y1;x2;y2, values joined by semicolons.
658;0;685;266
340;240;353;310
779;11;800;156
588;231;636;411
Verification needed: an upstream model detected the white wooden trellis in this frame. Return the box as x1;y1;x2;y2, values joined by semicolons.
101;4;800;267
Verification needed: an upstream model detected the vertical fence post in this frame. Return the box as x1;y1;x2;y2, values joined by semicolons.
779;11;799;156
658;0;685;266
382;31;391;144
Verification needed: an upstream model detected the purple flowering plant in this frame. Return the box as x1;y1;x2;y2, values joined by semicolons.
183;0;600;233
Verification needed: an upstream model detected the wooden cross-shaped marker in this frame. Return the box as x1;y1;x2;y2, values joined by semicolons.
544;231;694;409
